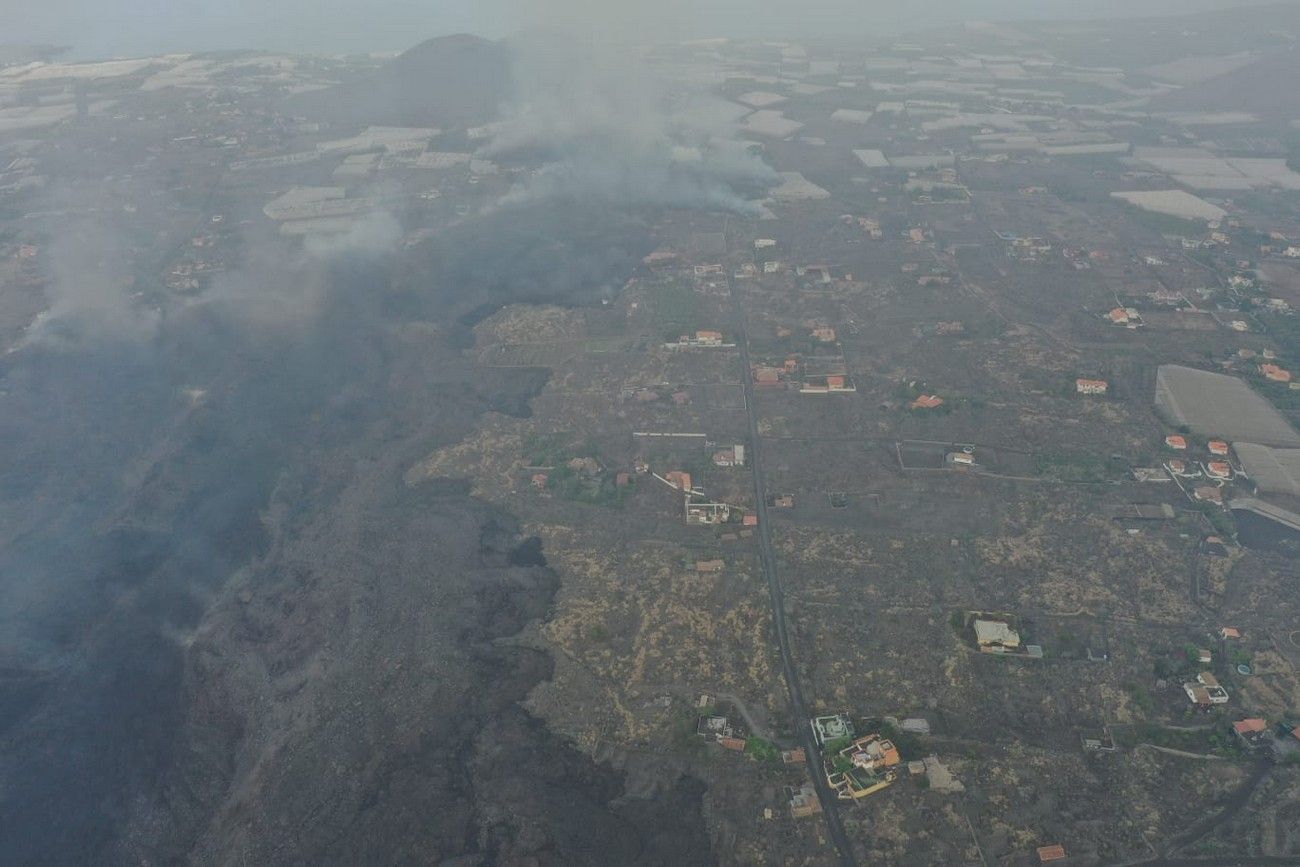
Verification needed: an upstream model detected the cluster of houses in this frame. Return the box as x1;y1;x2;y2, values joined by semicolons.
752;327;855;394
653;467;757;529
796;712;963;810
1161;434;1246;505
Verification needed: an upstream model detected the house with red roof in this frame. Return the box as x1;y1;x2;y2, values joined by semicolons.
1261;363;1292;382
912;394;944;410
1076;378;1108;395
1206;461;1233;480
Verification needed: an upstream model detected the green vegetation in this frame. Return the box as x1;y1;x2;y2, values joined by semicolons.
1122;722;1246;759
544;463;629;506
745;737;780;763
1119;205;1206;238
878;721;922;759
1194;501;1236;538
524;432;574;467
671;709;709;759
821;735;853;755
1124;681;1154;716
651;278;700;340
1034;450;1122;483
1056;630;1085;659
523;435;630;506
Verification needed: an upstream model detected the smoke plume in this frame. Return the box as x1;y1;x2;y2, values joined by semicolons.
483;30;777;215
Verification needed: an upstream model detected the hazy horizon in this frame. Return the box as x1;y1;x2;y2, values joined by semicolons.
5;0;1295;60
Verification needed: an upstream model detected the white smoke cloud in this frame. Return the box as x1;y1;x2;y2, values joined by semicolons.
19;212;160;352
303;209;403;258
483;28;777;215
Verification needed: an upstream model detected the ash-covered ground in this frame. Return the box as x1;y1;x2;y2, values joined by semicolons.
0;204;712;865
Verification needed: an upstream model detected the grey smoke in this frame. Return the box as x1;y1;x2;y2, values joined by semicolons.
20;212;160;351
303;209;403;258
484;30;777;215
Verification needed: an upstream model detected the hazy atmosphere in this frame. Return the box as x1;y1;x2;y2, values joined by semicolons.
4;0;1300;865
6;0;1283;56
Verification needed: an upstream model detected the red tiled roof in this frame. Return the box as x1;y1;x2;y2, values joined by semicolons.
1261;363;1292;382
1038;844;1067;862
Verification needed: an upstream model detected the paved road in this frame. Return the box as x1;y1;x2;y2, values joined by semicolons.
732;279;858;867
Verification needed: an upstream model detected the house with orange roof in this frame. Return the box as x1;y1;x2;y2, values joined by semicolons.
1232;718;1267;735
1037;844;1067;863
912;394;944;410
825;732;901;802
1261;363;1292;382
1207;440;1230;456
1206;461;1233;479
1232;718;1270;749
1076;378;1108;395
665;471;693;492
1165;434;1187;450
1219;627;1241;640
